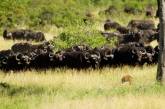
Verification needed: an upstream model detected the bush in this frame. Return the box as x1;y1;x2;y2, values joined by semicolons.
52;29;109;51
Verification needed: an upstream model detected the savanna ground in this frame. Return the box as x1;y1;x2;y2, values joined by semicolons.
1;65;165;109
0;0;164;109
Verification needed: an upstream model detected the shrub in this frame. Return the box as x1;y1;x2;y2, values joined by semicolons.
52;29;109;51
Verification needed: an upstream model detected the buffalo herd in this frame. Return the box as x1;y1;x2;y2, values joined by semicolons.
0;6;160;71
0;41;159;71
102;19;159;45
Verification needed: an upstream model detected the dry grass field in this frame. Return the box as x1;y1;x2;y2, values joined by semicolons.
1;64;165;109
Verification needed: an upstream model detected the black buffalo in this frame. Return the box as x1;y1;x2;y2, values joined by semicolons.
127;20;155;30
105;5;117;14
113;42;146;65
118;32;142;44
104;19;121;30
124;6;142;14
95;46;114;67
3;29;46;42
0;49;30;71
10;41;54;70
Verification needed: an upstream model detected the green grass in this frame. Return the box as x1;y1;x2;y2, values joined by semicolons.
0;65;165;109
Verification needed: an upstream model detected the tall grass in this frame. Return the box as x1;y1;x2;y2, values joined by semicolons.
0;65;165;109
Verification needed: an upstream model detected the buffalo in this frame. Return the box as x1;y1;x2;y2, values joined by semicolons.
127;20;155;30
95;46;114;67
3;29;46;42
58;48;101;69
124;6;142;14
104;19;121;30
0;49;30;71
10;41;54;70
113;42;146;65
138;29;159;43
116;26;130;34
118;32;142;44
105;5;117;14
0;41;159;71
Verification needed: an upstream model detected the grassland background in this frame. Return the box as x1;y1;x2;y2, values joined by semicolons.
0;0;163;109
0;0;158;50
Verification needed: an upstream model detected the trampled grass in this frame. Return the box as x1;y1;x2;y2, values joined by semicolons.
0;65;165;109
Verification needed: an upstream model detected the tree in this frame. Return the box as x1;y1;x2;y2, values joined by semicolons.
157;0;165;83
